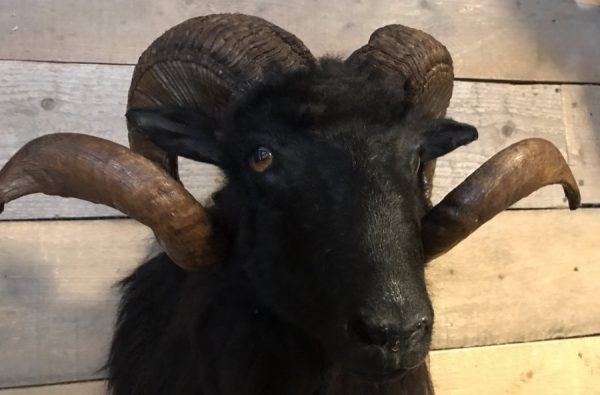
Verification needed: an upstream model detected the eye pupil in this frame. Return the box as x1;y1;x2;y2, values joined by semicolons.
250;147;273;172
255;148;271;162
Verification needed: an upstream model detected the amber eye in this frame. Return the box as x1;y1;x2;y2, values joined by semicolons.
250;147;273;172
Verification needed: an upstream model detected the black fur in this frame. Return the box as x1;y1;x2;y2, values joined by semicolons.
110;59;477;395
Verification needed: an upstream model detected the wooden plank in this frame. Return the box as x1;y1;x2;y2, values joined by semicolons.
1;209;598;387
0;61;574;220
0;381;106;395
563;84;600;205
1;1;599;82
4;336;599;394
430;336;600;395
427;209;600;350
0;220;153;387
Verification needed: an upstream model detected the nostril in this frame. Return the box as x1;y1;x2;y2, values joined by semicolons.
408;315;431;342
349;313;431;350
349;317;389;347
415;316;429;332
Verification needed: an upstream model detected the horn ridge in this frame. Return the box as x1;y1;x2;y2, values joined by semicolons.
127;14;315;178
0;133;222;270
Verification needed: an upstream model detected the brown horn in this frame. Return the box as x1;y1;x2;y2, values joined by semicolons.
422;138;581;262
346;24;454;205
128;13;316;178
0;133;222;270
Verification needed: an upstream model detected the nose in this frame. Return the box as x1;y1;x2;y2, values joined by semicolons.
349;313;431;352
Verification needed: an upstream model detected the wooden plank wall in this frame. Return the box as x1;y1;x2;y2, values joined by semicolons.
0;0;598;393
1;0;599;82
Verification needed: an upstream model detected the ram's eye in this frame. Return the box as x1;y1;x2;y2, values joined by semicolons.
250;147;273;172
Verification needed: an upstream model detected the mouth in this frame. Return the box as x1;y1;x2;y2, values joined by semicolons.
348;366;410;382
334;343;424;383
332;337;430;383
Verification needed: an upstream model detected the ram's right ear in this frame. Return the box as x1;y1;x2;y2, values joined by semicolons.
420;119;478;162
126;107;223;165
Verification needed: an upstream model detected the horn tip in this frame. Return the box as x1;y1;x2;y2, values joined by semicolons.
566;186;582;210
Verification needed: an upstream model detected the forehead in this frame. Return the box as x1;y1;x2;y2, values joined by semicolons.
231;60;419;156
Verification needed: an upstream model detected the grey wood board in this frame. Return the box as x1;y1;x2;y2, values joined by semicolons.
1;209;599;387
563;84;600;205
1;0;599;82
0;61;576;220
0;220;155;387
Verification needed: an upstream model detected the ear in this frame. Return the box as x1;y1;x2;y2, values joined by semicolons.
420;119;478;162
126;107;223;165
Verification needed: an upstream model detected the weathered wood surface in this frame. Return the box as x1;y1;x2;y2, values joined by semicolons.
1;209;598;387
430;336;600;395
1;1;599;83
0;61;583;220
0;220;153;387
0;381;107;395
563;85;600;205
3;336;599;395
427;209;600;350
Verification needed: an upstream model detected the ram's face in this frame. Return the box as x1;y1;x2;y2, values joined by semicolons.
215;108;432;378
123;66;477;378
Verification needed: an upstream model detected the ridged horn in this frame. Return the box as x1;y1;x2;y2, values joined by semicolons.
346;24;454;205
422;138;581;262
0;134;222;270
127;13;316;179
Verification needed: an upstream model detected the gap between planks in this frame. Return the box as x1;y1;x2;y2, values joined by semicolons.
3;57;600;87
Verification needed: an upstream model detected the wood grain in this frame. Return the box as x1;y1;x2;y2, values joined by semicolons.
0;61;576;220
0;1;599;82
563;85;600;205
0;209;598;387
430;336;600;395
434;81;569;207
0;220;153;387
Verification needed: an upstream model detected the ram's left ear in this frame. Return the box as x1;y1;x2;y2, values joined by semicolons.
126;106;223;166
420;119;478;162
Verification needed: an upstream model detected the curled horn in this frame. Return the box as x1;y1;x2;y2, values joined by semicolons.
422;138;581;262
0;134;221;270
348;25;581;260
128;13;315;178
346;24;454;204
0;14;315;270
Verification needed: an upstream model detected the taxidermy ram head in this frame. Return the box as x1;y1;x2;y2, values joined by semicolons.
0;13;580;394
